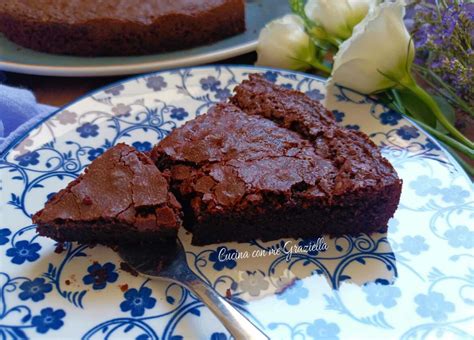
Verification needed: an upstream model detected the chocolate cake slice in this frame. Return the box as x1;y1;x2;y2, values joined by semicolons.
151;75;401;245
33;143;182;245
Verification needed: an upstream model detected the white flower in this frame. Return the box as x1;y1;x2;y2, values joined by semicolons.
305;0;379;40
256;14;316;71
329;0;414;94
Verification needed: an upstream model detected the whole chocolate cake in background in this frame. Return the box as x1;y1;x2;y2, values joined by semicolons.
0;0;245;56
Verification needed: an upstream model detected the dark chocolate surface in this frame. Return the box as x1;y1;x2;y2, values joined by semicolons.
230;74;400;195
1;0;233;23
33;143;182;245
151;74;402;245
33;75;402;247
0;0;245;56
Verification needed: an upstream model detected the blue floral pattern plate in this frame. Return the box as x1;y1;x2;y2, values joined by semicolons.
0;66;473;339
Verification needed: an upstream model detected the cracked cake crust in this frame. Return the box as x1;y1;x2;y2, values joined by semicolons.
33;143;182;245
33;74;402;247
151;74;402;245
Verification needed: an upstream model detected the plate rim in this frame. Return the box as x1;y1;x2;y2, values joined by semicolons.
0;64;472;339
0;41;257;77
0;64;469;183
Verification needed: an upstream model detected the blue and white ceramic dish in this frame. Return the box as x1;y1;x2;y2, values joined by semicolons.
0;66;472;339
0;1;289;77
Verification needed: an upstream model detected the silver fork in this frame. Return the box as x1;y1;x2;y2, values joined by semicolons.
118;240;269;340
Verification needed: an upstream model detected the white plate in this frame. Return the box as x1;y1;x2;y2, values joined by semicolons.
0;1;289;77
0;66;472;339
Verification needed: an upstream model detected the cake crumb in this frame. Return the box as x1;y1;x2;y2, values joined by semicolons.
54;243;65;254
119;284;129;292
65;279;71;285
225;288;232;299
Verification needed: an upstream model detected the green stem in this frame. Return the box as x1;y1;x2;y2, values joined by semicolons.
415;121;474;159
386;89;473;162
325;36;342;48
308;59;331;76
442;143;474;177
402;77;474;149
413;64;474;116
306;25;341;50
391;89;405;114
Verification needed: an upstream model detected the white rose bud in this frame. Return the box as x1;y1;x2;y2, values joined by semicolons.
305;0;379;40
256;14;317;71
329;0;414;94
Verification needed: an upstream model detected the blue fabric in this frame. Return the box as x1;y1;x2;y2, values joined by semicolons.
0;84;56;153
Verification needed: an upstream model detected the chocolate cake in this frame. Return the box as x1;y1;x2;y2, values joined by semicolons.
151;74;402;245
33;74;401;247
0;0;245;56
33;143;182;245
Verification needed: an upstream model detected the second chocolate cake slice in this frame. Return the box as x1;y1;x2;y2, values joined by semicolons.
151;75;402;245
33;143;182;246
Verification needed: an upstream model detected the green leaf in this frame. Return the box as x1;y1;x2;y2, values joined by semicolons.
432;95;456;134
395;88;437;128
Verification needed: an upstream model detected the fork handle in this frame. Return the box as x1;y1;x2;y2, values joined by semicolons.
187;278;269;340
